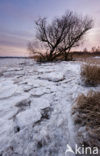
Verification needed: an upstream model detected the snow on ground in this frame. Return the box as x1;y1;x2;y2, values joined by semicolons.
0;58;99;156
94;56;100;59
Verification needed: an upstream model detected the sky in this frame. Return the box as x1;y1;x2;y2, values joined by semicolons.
0;0;100;56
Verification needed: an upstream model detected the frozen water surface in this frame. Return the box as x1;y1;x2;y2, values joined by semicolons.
0;58;99;156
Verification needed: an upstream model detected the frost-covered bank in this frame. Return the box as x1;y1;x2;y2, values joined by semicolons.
0;58;99;156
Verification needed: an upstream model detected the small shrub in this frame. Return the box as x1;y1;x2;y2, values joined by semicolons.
81;64;100;86
32;54;50;62
72;91;100;148
32;53;74;62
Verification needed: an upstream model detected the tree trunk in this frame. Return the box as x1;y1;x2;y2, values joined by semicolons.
64;52;68;61
64;49;70;61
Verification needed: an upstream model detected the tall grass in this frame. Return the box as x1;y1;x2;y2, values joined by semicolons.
72;91;100;148
81;64;100;86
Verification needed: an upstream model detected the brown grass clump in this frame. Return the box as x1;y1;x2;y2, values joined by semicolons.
72;91;100;148
81;64;100;86
31;53;73;62
30;53;51;62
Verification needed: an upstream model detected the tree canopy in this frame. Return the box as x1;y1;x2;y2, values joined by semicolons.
28;11;93;61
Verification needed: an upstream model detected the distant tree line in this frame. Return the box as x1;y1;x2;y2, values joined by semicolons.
83;46;100;53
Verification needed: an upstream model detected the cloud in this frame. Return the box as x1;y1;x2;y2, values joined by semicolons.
0;1;35;21
0;45;29;56
0;30;34;56
0;30;34;48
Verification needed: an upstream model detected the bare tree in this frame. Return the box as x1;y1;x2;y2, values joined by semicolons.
28;11;93;61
